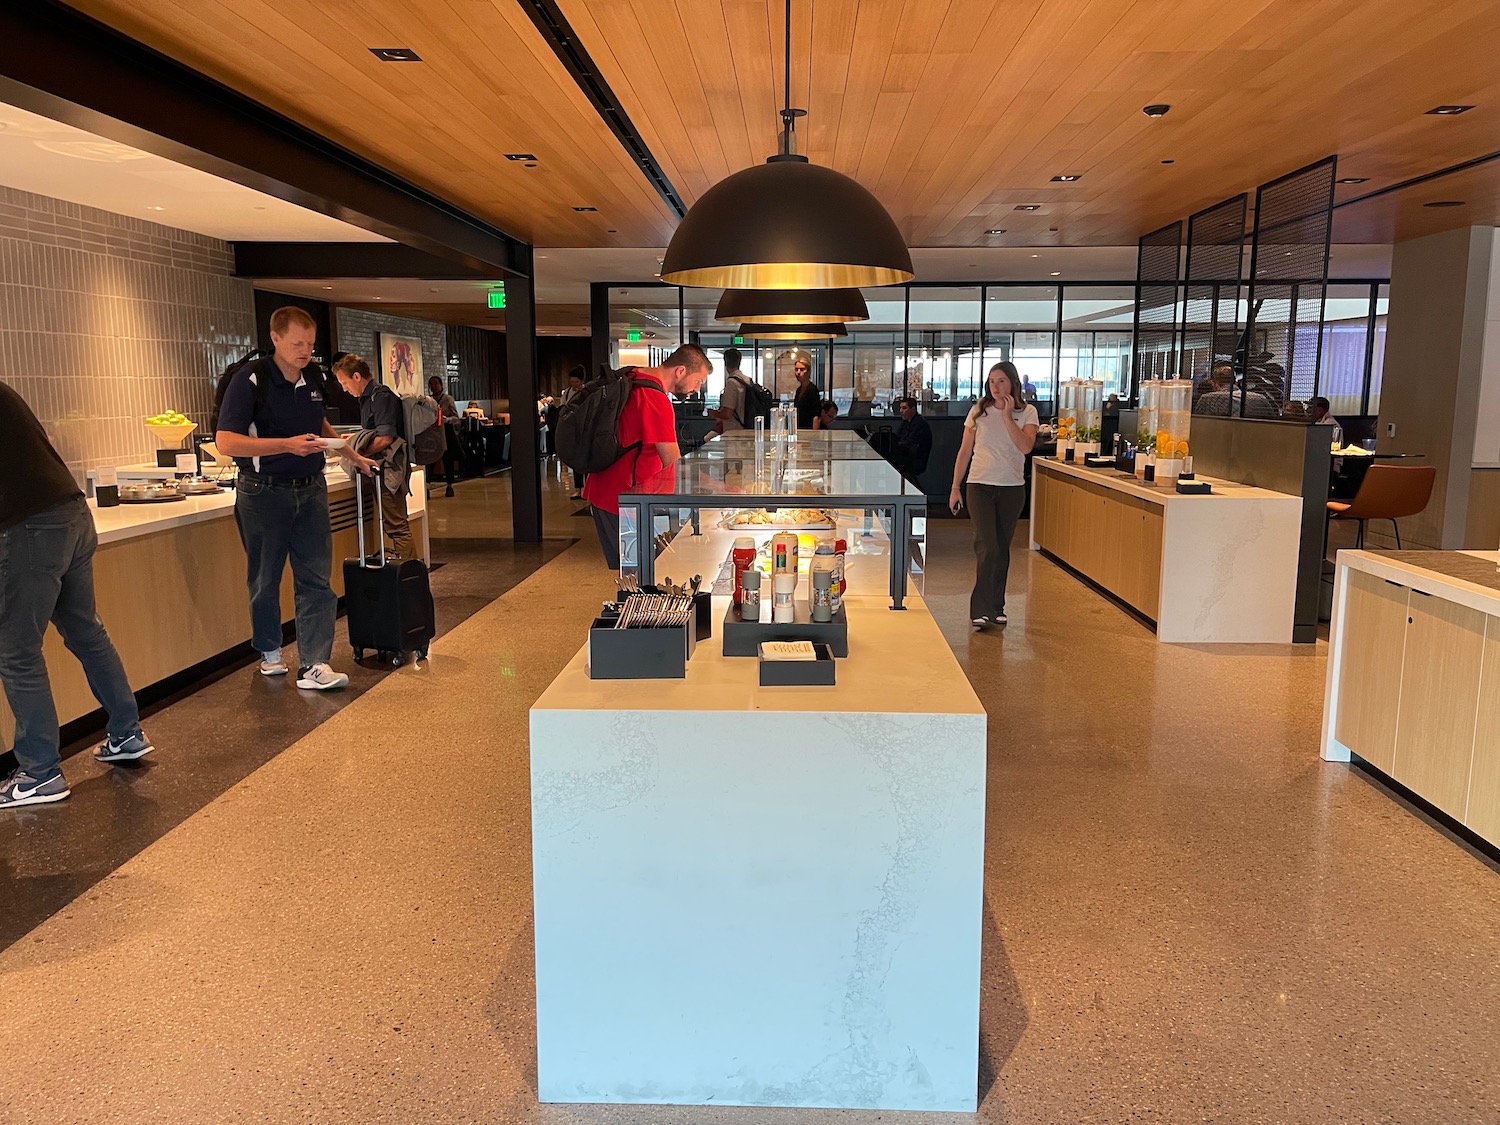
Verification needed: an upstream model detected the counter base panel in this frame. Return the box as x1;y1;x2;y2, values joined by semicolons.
530;707;985;1111
0;503;424;742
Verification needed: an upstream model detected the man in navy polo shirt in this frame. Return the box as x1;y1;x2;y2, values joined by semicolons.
215;306;363;691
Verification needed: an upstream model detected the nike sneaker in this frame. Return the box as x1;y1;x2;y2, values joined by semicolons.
95;731;155;764
0;771;71;808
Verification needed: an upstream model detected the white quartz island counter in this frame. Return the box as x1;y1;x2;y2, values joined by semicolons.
1031;458;1302;643
529;594;987;1111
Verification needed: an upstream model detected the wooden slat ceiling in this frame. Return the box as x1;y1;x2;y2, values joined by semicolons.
68;0;1500;250
66;0;683;246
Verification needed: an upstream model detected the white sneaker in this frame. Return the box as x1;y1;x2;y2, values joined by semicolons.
296;663;349;691
260;649;288;676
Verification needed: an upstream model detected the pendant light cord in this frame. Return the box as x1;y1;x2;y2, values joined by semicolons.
783;0;792;116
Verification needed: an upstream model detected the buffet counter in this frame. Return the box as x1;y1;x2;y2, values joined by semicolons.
1030;458;1302;643
530;430;986;1113
1321;549;1500;847
530;594;985;1111
0;467;427;741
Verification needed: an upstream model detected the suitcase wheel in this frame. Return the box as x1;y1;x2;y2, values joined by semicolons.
353;647;365;662
416;649;428;662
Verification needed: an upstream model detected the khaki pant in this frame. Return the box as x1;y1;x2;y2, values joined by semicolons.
378;477;413;559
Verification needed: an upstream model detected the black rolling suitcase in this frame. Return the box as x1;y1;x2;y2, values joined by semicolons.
344;472;435;667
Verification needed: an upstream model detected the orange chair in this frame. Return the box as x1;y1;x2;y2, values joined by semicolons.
1327;464;1436;550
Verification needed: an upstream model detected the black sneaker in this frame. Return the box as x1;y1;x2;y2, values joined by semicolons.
0;771;70;808
95;731;154;763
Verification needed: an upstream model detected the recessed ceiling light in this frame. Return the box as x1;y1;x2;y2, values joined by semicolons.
1030;253;1040;258
370;47;422;62
573;206;598;212
1336;177;1369;184
1050;271;1061;276
1050;174;1081;182
504;153;537;161
323;286;333;290
1425;200;1466;207
1426;105;1474;115
607;229;618;233
147;205;164;211
985;228;1006;235
1143;104;1171;118
1015;204;1042;211
1161;159;1175;165
373;296;382;299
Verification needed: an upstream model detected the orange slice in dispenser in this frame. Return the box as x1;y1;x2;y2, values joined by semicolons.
1176;440;1190;456
1156;429;1170;451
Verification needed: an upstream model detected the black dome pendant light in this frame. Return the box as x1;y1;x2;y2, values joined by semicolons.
660;0;913;290
735;322;847;340
716;287;869;325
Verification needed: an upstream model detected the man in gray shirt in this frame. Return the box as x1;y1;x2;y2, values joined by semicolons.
713;347;751;432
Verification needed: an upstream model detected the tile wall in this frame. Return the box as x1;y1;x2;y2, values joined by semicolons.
0;185;255;482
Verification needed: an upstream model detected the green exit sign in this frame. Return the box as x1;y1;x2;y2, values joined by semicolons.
487;290;506;309
627;330;642;342
734;336;745;345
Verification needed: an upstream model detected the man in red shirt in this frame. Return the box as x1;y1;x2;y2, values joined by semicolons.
583;344;712;571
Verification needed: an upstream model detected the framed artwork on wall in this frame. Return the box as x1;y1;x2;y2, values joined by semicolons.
378;332;423;398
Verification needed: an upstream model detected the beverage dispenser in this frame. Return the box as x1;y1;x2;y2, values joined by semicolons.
1153;378;1194;481
1075;379;1104;456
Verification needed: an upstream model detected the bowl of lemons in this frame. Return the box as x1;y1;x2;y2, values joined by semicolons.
144;411;198;449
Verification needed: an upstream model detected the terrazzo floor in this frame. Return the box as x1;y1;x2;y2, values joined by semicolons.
1;468;1497;1124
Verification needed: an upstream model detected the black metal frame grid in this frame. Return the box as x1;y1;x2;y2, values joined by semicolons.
1245;157;1338;411
1180;195;1248;383
1132;222;1184;397
593;277;1390;419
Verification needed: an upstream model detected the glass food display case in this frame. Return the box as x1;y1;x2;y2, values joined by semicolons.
618;430;927;609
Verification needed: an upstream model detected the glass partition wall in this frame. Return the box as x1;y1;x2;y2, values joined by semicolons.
597;279;1388;422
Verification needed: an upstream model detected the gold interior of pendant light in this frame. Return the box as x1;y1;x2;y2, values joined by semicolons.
735;322;847;340
674;263;911;290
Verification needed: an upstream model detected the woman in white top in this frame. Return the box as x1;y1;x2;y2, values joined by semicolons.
949;361;1038;629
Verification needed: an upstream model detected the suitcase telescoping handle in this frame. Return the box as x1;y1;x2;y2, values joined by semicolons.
353;466;385;569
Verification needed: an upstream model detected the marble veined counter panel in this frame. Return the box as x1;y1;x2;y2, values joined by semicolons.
530;595;986;1111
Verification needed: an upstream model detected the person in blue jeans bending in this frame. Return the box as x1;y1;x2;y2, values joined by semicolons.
0;382;153;808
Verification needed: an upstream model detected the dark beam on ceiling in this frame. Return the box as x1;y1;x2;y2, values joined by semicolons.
0;2;530;278
233;242;500;280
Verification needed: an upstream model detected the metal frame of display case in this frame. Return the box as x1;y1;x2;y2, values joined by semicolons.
619;434;926;610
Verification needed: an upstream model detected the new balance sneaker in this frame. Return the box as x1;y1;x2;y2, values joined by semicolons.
296;663;349;691
0;771;70;808
95;731;154;764
260;649;288;677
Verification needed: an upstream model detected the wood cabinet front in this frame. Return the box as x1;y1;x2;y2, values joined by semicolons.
1391;593;1486;819
1332;570;1409;773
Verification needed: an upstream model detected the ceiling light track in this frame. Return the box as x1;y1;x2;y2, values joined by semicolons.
1331;148;1500;211
513;0;685;219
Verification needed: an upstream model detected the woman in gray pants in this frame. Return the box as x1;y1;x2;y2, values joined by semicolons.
949;361;1038;629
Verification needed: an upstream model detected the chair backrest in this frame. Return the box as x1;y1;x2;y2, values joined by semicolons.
1344;464;1437;520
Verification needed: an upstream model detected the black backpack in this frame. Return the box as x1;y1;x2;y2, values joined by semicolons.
213;351;330;432
211;348;265;432
730;373;774;428
556;366;669;479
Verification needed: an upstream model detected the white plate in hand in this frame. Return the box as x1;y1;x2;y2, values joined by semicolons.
319;437;347;450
